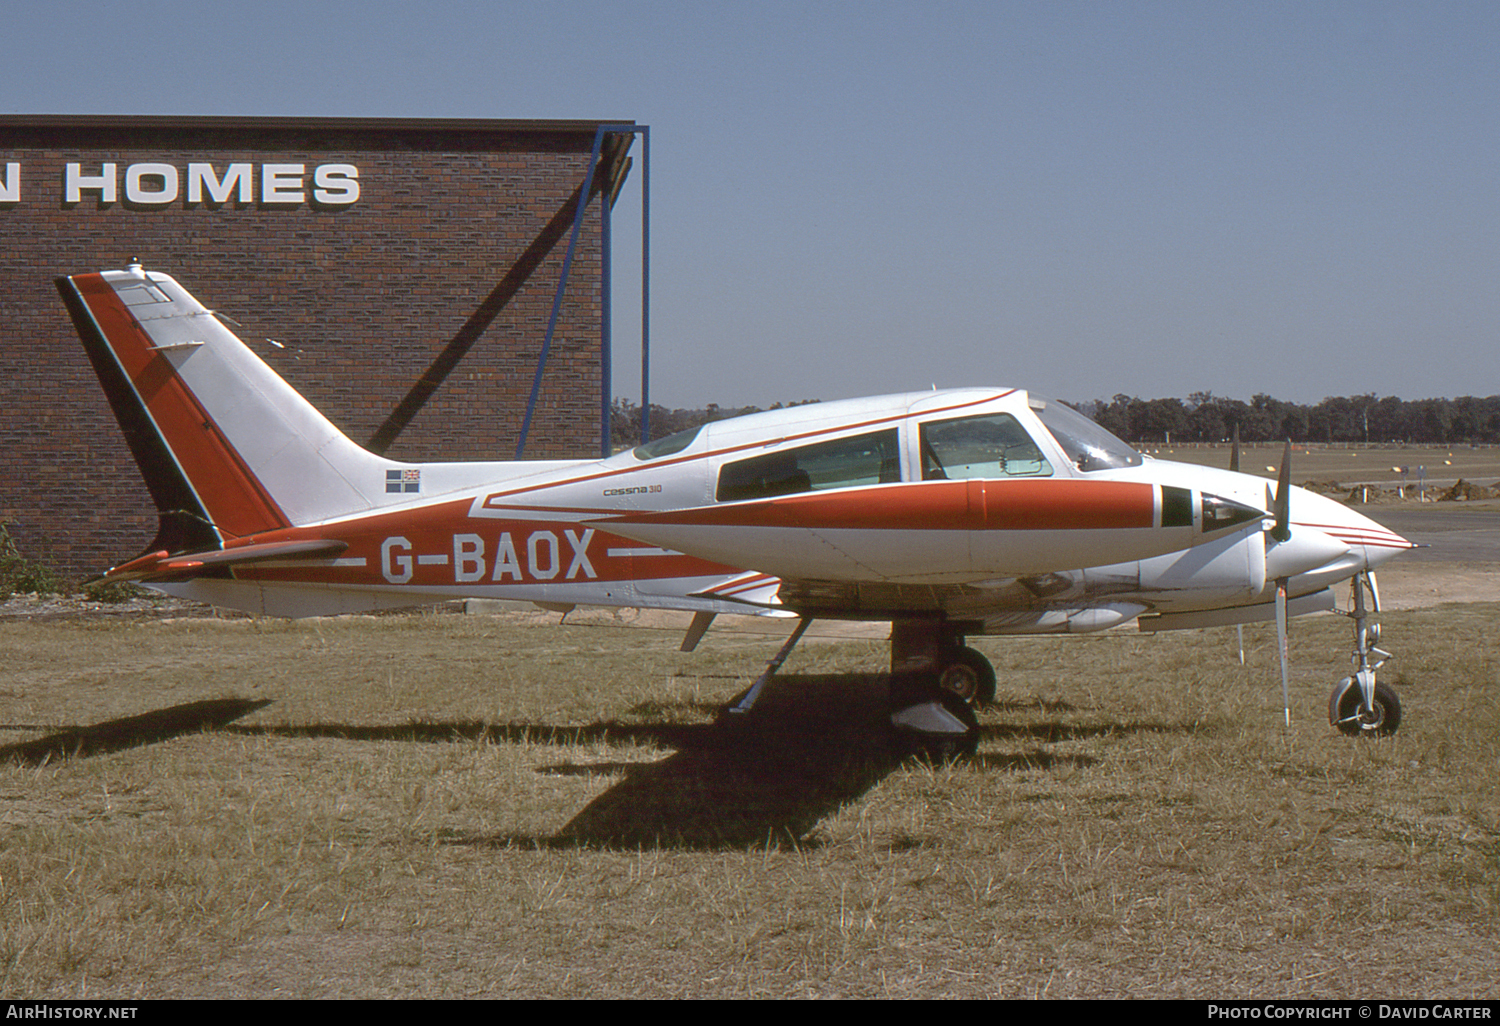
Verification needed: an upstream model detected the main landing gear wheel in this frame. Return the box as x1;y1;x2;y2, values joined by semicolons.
937;646;997;708
1329;677;1402;737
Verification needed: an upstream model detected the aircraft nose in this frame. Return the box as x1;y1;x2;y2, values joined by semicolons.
1264;519;1351;581
1292;488;1415;571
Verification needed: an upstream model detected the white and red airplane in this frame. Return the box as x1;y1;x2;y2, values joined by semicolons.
58;265;1416;753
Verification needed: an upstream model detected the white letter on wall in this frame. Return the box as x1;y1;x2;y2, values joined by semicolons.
65;163;117;203
125;163;179;205
313;164;360;205
261;164;306;204
188;163;253;203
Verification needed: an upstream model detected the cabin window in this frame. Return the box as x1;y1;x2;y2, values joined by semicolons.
717;428;900;502
920;413;1053;480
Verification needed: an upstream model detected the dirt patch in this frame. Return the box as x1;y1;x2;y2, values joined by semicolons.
0;592;214;622
1436;479;1500;502
1364;561;1500;609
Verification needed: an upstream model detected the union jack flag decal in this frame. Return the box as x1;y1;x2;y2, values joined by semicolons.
386;468;421;494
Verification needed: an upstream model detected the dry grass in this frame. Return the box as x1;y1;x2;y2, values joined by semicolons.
0;604;1496;998
1142;442;1500;489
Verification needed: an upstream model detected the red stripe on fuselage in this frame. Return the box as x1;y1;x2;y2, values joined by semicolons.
600;479;1157;532
1295;521;1415;550
74;274;289;539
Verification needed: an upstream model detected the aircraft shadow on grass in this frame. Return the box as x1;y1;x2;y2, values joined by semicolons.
518;678;1209;850
0;698;273;766
537;673;913;850
457;674;1178;851
0;677;1189;850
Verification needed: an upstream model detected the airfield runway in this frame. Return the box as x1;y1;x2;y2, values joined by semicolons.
1368;502;1500;563
1362;500;1500;609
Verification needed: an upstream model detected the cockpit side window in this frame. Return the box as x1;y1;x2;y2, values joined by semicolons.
919;413;1053;480
717;429;900;502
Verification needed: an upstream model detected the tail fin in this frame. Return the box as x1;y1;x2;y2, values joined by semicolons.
58;266;393;555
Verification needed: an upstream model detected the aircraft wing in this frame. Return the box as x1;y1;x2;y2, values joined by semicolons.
685;567;1152;635
688;571;787;610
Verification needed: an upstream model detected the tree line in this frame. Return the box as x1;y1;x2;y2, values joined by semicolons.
612;392;1500;449
1082;392;1500;445
610;398;822;448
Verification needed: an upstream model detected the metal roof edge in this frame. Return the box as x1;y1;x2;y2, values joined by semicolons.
0;114;634;133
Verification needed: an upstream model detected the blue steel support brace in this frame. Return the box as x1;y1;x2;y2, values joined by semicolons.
601;162;612;457
515;124;650;460
640;126;651;446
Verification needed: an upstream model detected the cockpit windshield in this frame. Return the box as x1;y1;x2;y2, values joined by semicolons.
632;426;702;461
1032;398;1143;472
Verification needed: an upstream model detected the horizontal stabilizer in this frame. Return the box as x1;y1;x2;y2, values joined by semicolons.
101;539;348;583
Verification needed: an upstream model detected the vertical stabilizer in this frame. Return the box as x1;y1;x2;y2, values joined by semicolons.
58;266;396;551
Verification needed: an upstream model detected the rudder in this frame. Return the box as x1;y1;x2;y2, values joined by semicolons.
58;266;394;554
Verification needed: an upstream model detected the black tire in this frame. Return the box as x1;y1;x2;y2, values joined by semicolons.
1329;678;1402;736
893;690;980;763
921;727;980;763
937;646;997;707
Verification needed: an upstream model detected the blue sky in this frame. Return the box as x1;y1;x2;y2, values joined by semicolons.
4;1;1496;408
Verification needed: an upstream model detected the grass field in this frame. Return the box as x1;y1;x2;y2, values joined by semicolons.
1;603;1497;999
1137;443;1500;491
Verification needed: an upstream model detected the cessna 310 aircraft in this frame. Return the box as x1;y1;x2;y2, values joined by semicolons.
58;265;1416;754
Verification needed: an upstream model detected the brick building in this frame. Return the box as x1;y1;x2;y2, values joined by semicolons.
0;116;632;579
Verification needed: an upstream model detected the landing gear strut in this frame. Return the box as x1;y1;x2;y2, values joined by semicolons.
1328;571;1401;736
888;619;992;759
724;616;990;761
893;619;997;708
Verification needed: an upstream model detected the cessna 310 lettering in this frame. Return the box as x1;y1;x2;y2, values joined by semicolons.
58;265;1416;754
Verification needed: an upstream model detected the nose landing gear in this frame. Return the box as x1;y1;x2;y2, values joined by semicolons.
1328;571;1401;736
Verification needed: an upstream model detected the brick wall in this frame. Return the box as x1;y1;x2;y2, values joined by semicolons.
0;119;619;578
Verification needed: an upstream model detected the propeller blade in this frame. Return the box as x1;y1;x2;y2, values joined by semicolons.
1229;423;1241;473
1269;440;1296;723
1275;578;1291;729
1270;439;1292;542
